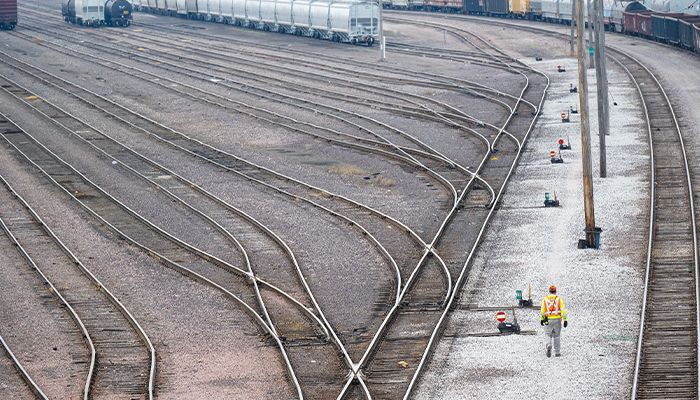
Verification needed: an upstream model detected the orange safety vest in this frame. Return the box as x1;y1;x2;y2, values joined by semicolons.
543;296;562;318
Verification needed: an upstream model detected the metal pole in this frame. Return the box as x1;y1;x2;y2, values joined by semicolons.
587;0;594;68
379;0;385;61
594;0;608;177
570;0;576;56
576;0;597;247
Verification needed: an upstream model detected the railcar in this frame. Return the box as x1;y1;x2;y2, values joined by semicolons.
485;0;508;15
425;0;463;12
510;0;528;17
138;0;379;45
0;0;17;30
62;0;104;25
651;12;684;41
62;0;132;26
678;17;700;49
104;0;133;25
695;22;700;52
463;0;485;13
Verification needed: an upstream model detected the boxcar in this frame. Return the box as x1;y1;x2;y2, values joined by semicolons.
425;0;462;11
485;0;508;15
695;23;700;53
0;0;17;30
638;12;653;36
529;0;542;19
541;0;560;21
510;0;529;17
623;10;651;35
464;0;485;14
652;13;684;42
678;17;700;49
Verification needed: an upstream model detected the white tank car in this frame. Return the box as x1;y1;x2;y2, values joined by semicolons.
669;0;700;14
202;0;225;20
62;0;105;25
221;0;377;43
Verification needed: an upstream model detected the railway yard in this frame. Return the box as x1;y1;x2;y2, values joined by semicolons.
1;1;700;399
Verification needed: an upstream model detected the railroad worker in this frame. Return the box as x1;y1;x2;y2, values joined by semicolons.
540;285;568;358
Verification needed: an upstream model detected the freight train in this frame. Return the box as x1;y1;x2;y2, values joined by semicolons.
61;0;133;26
133;0;380;45
0;0;17;30
386;0;700;54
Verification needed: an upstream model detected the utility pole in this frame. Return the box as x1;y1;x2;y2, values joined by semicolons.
379;0;385;61
587;0;594;68
570;0;576;56
576;0;597;248
594;0;608;177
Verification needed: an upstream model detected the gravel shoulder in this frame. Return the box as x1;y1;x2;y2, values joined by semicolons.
414;50;649;398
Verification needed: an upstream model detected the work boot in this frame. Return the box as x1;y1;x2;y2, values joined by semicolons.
546;344;552;358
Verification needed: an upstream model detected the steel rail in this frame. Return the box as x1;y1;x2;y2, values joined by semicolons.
403;62;549;400
19;11;504;164
123;14;530;106
22;8;525;155
11;26;468;208
608;48;699;400
0;171;158;400
336;14;548;398
0;200;96;400
399;12;697;399
0;40;440;288
385;16;540;152
0;50;396;392
0;73;338;340
0;334;48;400
391;14;550;399
16;1;526;110
0;75;320;338
0;111;306;399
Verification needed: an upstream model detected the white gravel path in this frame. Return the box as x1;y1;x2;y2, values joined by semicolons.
415;54;649;399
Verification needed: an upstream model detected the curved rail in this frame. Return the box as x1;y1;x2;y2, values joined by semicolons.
609;49;699;400
0;171;158;399
0;334;49;400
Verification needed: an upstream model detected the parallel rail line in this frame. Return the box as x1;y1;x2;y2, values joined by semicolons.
0;168;156;399
0;107;306;397
388;11;700;399
609;49;699;400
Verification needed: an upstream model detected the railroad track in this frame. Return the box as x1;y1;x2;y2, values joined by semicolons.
0;159;156;398
8;6;548;398
608;49;699;399
337;20;549;399
389;11;700;399
0;89;312;396
18;9;492;204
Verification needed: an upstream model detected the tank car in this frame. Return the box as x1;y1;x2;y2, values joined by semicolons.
104;0;133;25
63;0;134;26
62;0;105;26
158;0;380;45
0;0;17;30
